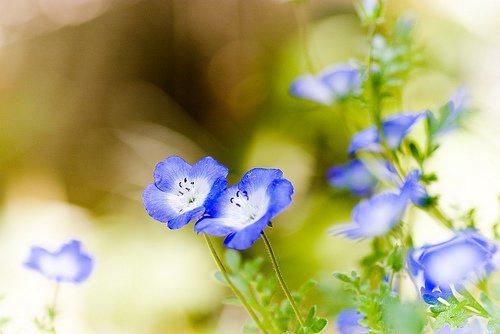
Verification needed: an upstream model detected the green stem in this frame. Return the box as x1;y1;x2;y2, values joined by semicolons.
425;205;454;229
203;235;268;334
262;232;305;328
49;283;59;334
292;3;315;73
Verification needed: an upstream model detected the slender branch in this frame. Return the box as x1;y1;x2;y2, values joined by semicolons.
203;235;268;334
262;232;305;328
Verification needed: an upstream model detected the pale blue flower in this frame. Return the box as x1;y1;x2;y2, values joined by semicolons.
348;112;426;155
24;240;94;284
335;309;370;334
430;87;471;137
361;0;380;18
435;318;490;334
290;64;362;105
327;158;396;197
195;168;293;250
408;230;498;302
142;156;228;229
331;170;427;239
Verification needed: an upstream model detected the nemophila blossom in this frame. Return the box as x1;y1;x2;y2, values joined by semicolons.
195;168;293;250
408;230;499;303
335;309;369;334
360;0;380;18
327;158;396;197
290;64;362;105
399;170;429;206
142;156;228;229
435;318;489;334
331;170;426;239
24;240;94;284
348;112;426;155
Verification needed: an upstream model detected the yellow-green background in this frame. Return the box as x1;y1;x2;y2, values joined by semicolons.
0;0;498;333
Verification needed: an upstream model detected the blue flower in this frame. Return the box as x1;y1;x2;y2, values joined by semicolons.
335;309;370;334
331;170;427;239
327;158;396;197
194;168;293;250
142;156;228;230
348;112;426;155
408;230;498;302
435;318;489;334
361;0;380;18
290;64;362;105
331;192;408;239
400;170;429;206
24;240;94;284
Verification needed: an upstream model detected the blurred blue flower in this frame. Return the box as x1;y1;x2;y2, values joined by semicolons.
408;230;498;302
195;168;293;250
335;309;369;334
435;318;489;334
400;170;429;206
331;192;408;239
430;87;470;137
290;64;362;105
348;112;426;155
361;0;380;18
142;156;228;230
331;170;427;239
327;158;396;197
25;240;94;284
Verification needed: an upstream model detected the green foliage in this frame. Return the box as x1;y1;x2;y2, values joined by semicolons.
217;250;327;333
382;300;426;334
34;306;57;334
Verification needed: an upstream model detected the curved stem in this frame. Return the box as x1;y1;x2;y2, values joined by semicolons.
203;235;268;334
262;232;305;328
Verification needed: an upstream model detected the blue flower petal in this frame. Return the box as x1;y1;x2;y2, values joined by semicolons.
267;179;294;217
289;75;333;105
224;214;270;250
320;64;362;98
24;240;94;284
142;184;179;223
153;156;191;192
335;309;370;334
189;156;229;184
238;168;284;196
167;206;205;230
408;229;498;298
194;217;237;237
348;112;425;155
327;159;379;197
400;170;429;206
332;192;407;239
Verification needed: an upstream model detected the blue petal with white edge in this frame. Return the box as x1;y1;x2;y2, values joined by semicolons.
348;112;425;155
289;74;333;105
319;64;362;98
195;168;294;250
407;229;498;294
335;309;370;334
24;240;94;284
331;192;408;239
143;156;229;229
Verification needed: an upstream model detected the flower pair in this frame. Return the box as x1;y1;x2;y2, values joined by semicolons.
142;156;294;250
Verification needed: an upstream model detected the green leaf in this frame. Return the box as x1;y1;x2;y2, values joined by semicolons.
333;272;352;283
311;318;328;333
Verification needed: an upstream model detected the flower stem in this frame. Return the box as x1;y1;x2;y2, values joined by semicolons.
203;235;268;334
262;232;305;328
292;3;315;73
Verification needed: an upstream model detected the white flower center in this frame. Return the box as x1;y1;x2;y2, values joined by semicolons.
166;176;211;213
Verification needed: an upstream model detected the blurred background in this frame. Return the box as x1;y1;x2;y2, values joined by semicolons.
0;0;498;333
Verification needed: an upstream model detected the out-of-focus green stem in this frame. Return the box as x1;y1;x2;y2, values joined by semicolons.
292;3;315;73
203;235;268;334
262;232;305;328
460;288;490;318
